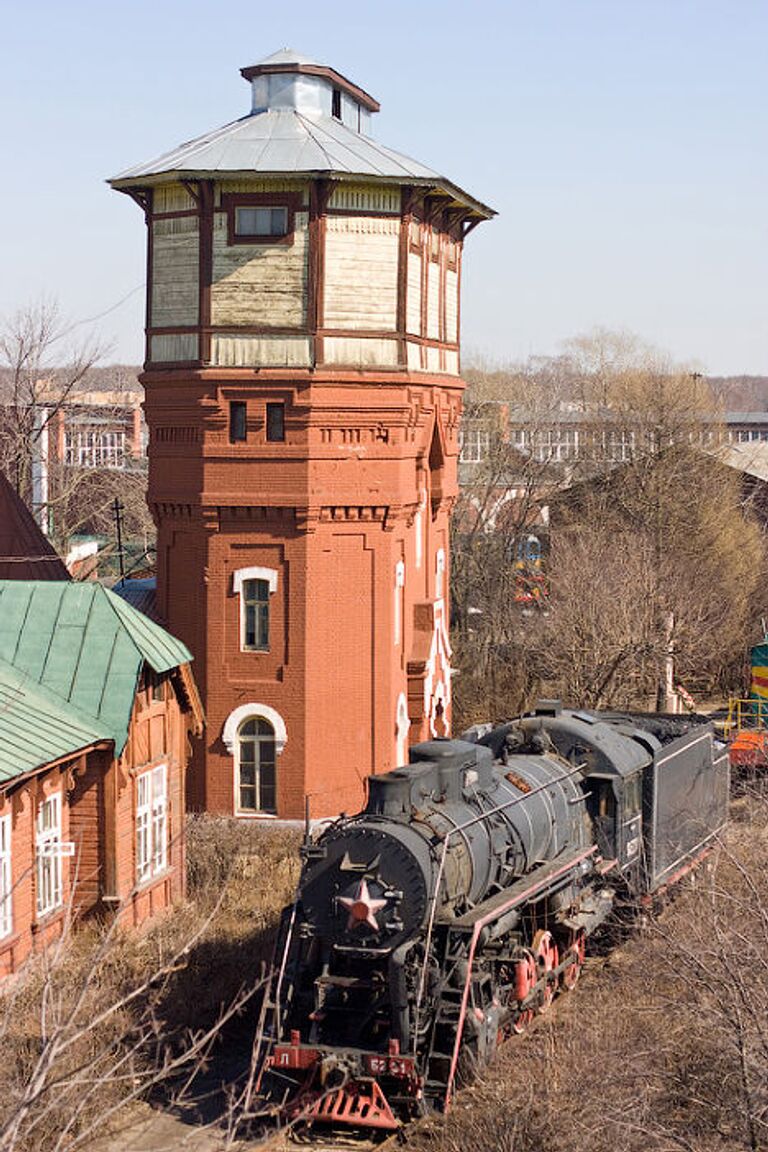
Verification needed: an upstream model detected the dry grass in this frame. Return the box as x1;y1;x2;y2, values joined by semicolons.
3;801;767;1151
0;816;301;1152
408;792;768;1152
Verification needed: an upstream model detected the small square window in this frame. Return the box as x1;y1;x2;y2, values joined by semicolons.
230;401;247;443
224;194;298;247
234;206;288;238
266;403;285;443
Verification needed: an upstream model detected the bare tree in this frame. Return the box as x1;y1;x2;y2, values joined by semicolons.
0;817;302;1152
453;333;768;717
452;365;575;727
0;298;109;505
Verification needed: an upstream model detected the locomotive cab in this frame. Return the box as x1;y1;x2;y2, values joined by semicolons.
581;772;643;874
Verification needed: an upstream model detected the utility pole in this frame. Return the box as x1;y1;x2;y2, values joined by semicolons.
113;497;125;585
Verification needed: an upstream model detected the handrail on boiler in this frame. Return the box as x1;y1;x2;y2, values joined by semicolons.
411;758;586;1056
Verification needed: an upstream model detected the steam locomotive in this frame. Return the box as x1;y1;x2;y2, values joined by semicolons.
256;702;729;1132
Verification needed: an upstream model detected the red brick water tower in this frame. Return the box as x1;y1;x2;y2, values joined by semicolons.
111;50;493;818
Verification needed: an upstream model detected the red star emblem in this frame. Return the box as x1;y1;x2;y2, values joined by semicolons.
338;878;388;932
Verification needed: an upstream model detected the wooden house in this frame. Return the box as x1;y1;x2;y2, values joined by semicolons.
0;581;202;975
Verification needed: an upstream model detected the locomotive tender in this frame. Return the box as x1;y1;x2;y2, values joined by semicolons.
257;702;729;1131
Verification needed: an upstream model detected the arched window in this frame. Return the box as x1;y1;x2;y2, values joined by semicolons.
223;702;286;817
238;717;276;813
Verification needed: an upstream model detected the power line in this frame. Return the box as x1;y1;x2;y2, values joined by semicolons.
50;284;146;343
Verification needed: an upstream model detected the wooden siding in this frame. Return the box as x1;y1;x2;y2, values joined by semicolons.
444;349;459;375
151;217;200;327
323;216;399;331
211;334;312;368
445;268;459;344
69;758;103;917
406;341;421;371
153;182;197;214
150;333;199;363
328;184;400;214
216;178;308;202
406;251;422;336
323;336;399;367
426;260;441;341
210;212;309;328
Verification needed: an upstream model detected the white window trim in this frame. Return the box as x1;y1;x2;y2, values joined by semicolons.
136;763;168;885
394;560;405;647
232;566;279;595
36;792;63;918
436;548;446;600
233;566;279;653
223;703;287;756
395;692;411;767
0;814;11;939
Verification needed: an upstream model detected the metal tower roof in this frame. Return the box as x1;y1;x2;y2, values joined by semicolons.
110;53;494;219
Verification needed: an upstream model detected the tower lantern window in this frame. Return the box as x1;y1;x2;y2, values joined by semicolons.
331;87;342;120
234;205;288;239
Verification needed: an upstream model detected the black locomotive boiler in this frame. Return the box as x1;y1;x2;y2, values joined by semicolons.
256;703;729;1132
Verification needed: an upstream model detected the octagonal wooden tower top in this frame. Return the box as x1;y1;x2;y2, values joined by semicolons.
109;49;494;377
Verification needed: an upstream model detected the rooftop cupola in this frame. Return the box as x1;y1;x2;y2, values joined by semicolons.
240;48;380;135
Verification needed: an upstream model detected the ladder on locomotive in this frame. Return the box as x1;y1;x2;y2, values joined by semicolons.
423;927;485;1101
247;970;285;1110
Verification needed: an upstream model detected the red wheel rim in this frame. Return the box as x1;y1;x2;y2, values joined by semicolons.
511;1008;533;1034
511;949;536;1033
532;929;559;1013
562;928;586;991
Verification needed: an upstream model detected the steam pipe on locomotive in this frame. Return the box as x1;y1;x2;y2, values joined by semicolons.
254;703;729;1132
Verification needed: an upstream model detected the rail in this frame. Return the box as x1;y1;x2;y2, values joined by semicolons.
723;697;768;739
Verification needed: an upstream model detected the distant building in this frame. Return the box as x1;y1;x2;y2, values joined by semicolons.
42;386;146;471
110;50;493;819
0;581;202;975
459;406;768;472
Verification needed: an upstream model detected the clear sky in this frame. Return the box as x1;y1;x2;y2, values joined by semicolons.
0;0;765;374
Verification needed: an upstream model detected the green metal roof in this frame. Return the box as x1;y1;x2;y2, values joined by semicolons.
0;658;110;783
0;581;194;776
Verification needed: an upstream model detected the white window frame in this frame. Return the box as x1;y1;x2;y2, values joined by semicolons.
0;815;11;938
222;704;288;817
233;567;279;653
136;764;168;885
458;427;490;464
64;428;126;469
36;792;63;918
236;718;277;814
